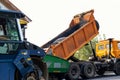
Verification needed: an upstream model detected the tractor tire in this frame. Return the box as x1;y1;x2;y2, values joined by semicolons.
15;70;22;80
31;57;48;80
81;62;95;79
114;61;120;75
66;63;80;80
15;57;48;80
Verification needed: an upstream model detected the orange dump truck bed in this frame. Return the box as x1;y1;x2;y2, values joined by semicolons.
42;10;99;60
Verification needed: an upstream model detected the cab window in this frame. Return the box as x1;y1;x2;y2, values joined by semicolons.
0;17;20;54
98;45;104;50
0;18;20;41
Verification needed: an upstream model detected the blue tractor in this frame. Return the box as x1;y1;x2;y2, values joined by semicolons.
0;10;48;80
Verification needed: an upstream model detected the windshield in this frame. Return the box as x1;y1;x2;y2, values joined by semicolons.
0;17;21;54
0;18;20;41
0;10;25;54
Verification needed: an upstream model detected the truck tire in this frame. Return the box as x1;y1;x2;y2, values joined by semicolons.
81;62;95;79
114;61;120;75
66;63;80;80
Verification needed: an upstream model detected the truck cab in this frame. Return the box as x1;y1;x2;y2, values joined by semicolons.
0;10;48;80
96;39;120;59
0;10;24;54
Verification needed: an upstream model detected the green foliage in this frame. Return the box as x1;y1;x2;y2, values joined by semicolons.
74;36;98;60
74;34;106;60
74;45;91;60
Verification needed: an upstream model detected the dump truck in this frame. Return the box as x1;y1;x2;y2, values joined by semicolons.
42;10;100;79
0;10;48;80
95;38;120;75
42;9;120;80
15;9;120;80
96;38;120;59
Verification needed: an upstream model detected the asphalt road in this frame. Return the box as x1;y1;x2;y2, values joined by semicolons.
87;71;120;80
61;71;120;80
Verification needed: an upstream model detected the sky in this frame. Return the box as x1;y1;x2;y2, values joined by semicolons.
10;0;120;46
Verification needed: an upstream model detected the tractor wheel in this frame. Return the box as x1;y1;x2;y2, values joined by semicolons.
66;63;80;80
31;57;48;80
15;70;22;80
81;62;95;79
24;65;42;80
15;57;48;80
114;61;120;75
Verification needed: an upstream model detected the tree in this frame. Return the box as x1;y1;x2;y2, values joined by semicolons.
74;36;99;60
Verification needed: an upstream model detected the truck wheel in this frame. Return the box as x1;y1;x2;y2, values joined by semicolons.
114;61;120;75
81;62;95;79
96;68;105;76
66;63;80;80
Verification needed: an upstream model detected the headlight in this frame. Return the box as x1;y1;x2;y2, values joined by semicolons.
21;51;27;55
